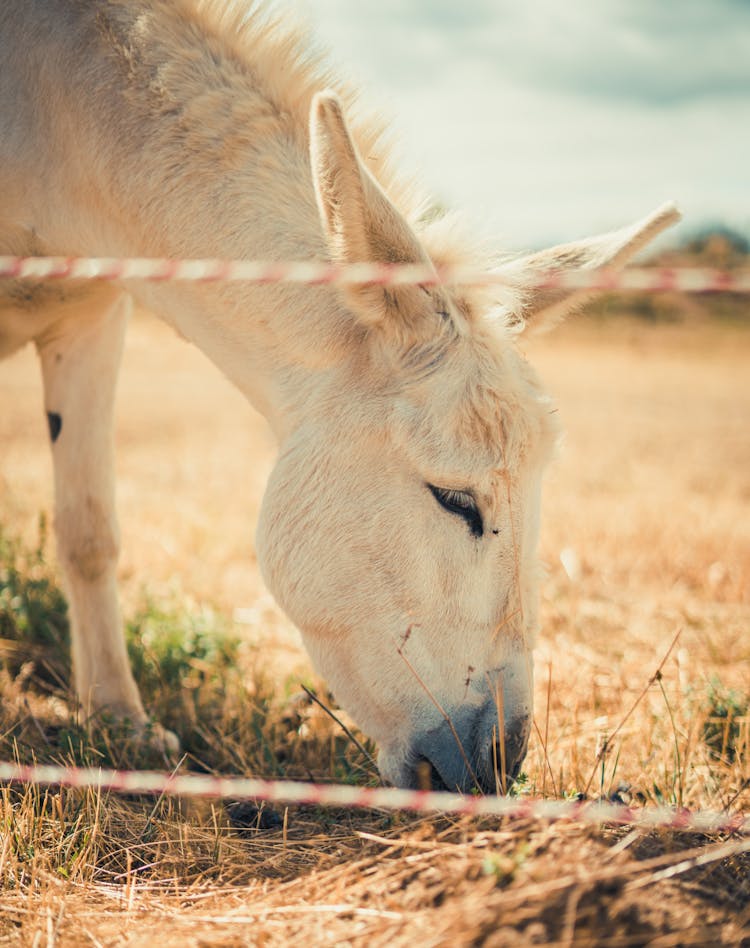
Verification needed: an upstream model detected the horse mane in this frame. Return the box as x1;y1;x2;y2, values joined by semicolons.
189;1;422;217
189;1;521;325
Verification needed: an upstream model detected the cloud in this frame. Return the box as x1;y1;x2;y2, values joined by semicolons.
292;0;750;245
485;0;750;105
302;0;750;104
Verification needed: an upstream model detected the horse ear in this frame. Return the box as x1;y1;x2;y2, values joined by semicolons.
504;203;681;331
309;91;432;328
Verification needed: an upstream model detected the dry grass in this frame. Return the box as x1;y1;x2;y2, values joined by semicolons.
1;308;749;945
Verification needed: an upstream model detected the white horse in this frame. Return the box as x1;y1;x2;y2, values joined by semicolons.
0;0;678;791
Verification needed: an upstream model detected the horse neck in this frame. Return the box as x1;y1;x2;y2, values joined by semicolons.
29;1;359;437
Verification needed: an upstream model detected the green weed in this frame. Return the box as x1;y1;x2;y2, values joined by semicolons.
0;516;70;685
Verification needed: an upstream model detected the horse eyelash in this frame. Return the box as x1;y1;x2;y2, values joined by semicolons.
439;488;475;510
427;485;484;538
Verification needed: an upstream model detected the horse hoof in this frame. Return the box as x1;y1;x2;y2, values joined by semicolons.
145;723;182;761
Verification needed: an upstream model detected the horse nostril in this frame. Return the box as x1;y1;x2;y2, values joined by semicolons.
488;740;523;793
480;720;529;794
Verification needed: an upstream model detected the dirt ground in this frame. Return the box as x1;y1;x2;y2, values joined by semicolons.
1;309;749;945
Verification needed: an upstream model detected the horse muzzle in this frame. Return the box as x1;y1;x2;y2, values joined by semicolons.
376;652;534;793
408;698;531;793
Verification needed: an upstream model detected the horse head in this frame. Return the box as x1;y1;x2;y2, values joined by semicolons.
256;92;678;792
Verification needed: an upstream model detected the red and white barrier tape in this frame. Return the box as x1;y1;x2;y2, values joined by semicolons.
0;256;748;292
0;762;747;835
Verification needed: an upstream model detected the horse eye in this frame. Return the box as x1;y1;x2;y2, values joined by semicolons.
427;485;484;538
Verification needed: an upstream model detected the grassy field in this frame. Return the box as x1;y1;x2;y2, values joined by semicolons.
1;305;748;945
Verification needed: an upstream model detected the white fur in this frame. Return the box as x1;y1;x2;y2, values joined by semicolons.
0;1;678;784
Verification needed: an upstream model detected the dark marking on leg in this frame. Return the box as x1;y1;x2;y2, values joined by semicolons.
47;412;63;443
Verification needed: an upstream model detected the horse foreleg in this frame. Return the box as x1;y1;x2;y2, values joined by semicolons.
35;288;177;753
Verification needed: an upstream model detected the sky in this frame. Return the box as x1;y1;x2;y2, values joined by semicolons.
291;0;750;250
